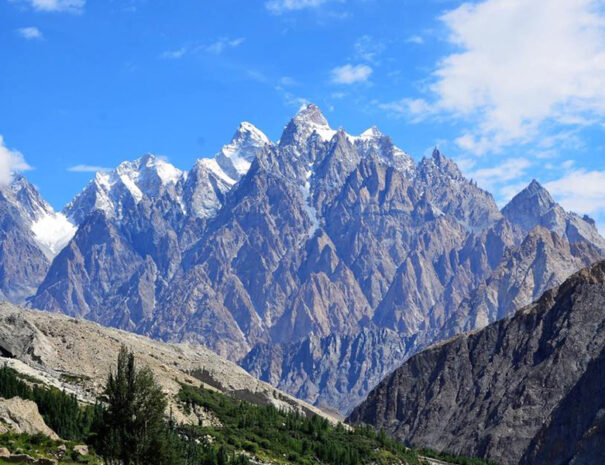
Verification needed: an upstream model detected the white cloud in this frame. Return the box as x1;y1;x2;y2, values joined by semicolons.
67;164;110;173
379;98;433;120
354;35;385;63
160;37;244;60
405;0;605;153
17;27;43;40
456;156;534;205
160;48;187;60
279;76;299;86
11;0;84;13
0;136;32;186
467;157;532;191
545;169;605;218
406;35;424;44
331;64;372;84
206;37;245;54
265;0;334;14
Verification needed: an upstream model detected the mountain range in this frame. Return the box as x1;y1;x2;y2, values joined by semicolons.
1;104;603;415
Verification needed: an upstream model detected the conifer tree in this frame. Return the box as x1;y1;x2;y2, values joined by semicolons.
99;346;177;465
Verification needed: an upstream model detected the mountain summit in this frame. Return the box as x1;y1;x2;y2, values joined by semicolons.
503;179;605;251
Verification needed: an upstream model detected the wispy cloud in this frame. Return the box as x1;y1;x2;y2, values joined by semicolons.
67;164;111;173
405;35;424;44
545;169;605;221
354;35;385;63
0;136;32;186
160;37;245;60
265;0;336;14
17;27;43;40
205;37;245;54
279;76;299;87
387;0;605;155
160;48;187;60
331;64;372;84
10;0;84;13
467;157;532;191
379;98;433;120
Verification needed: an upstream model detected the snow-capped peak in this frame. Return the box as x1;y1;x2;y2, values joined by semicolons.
115;154;182;191
294;103;330;128
352;127;414;173
359;126;384;140
279;103;336;149
237;121;271;145
214;122;272;180
64;153;184;224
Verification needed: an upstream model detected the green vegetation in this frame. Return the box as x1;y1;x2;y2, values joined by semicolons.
0;350;501;465
0;432;101;464
59;373;92;385
0;365;101;441
95;346;181;465
419;449;502;465
177;383;422;465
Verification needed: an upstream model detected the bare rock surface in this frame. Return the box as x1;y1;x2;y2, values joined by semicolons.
0;397;59;439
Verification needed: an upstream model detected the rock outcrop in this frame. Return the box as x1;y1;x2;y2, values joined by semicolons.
0;397;59;439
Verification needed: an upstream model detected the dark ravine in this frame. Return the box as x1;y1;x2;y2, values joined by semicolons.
347;260;605;465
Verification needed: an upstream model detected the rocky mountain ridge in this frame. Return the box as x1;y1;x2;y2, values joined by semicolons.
347;260;605;465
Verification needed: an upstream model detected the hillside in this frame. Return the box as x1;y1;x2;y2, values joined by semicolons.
0;325;498;465
348;261;605;465
0;302;338;425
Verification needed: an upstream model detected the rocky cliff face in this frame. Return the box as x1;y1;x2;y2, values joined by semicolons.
441;225;603;336
242;328;416;414
347;261;605;465
1;104;603;415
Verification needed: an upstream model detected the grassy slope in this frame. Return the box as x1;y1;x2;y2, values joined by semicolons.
0;364;500;465
177;384;501;465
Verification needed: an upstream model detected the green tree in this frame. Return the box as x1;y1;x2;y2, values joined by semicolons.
98;346;178;465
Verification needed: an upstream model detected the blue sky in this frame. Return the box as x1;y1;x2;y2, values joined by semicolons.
1;0;605;229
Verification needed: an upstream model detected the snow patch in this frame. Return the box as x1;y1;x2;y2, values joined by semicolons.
118;173;144;203
31;212;77;258
300;164;320;235
216;122;271;179
152;158;182;185
310;124;337;142
198;158;236;185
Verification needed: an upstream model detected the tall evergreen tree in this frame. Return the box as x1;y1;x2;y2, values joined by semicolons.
98;346;177;465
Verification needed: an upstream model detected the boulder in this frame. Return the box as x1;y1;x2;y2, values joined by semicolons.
0;397;59;440
73;444;89;456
